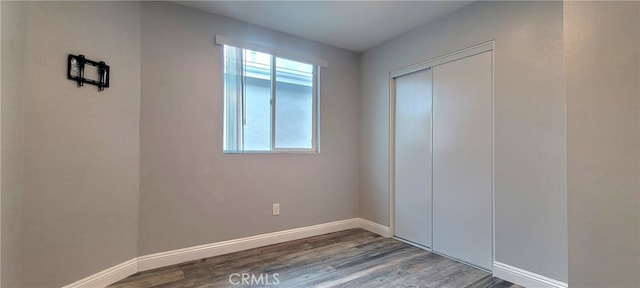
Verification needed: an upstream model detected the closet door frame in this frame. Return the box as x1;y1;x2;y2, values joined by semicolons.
389;40;495;270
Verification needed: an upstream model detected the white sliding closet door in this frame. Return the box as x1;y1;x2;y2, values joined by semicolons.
394;68;432;248
432;51;492;270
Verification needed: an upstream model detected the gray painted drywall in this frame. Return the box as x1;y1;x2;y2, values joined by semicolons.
1;1;27;287
565;2;640;287
360;1;567;282
19;2;141;287
138;1;360;255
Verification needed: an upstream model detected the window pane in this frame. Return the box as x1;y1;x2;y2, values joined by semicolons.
223;46;318;153
243;49;272;151
223;45;242;151
275;57;313;149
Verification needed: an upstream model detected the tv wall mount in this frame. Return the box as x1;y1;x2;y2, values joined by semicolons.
67;54;109;92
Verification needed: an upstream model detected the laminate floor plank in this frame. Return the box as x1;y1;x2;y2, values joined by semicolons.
149;232;381;288
466;275;521;288
109;229;523;288
176;233;382;286
127;229;368;285
334;252;444;287
304;245;427;287
108;270;185;288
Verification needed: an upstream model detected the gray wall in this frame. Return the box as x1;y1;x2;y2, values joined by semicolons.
565;2;640;287
17;2;141;287
1;1;27;287
138;1;360;255
360;1;567;282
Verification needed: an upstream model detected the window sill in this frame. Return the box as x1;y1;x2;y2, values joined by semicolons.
223;150;320;154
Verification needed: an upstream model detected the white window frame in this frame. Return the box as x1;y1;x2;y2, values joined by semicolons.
217;35;325;154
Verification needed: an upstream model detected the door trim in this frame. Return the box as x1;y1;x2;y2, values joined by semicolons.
390;41;494;78
389;40;495;270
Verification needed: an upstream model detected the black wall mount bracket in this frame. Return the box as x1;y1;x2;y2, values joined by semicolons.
67;54;110;92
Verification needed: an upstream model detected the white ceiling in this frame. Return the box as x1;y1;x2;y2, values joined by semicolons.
174;1;473;52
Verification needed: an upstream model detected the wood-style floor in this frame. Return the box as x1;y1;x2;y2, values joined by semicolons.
109;229;522;288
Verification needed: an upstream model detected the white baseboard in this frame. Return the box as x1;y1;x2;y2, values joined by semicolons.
62;218;391;288
493;261;567;288
357;217;392;237
137;218;360;271
62;259;137;288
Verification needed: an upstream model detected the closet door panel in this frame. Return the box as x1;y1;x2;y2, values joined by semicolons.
394;68;432;248
432;51;492;270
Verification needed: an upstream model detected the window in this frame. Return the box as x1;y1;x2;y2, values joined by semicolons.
223;45;319;153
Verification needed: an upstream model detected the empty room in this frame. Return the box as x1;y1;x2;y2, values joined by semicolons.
1;1;639;287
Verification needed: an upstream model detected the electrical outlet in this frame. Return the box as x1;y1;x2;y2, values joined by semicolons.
272;203;280;216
